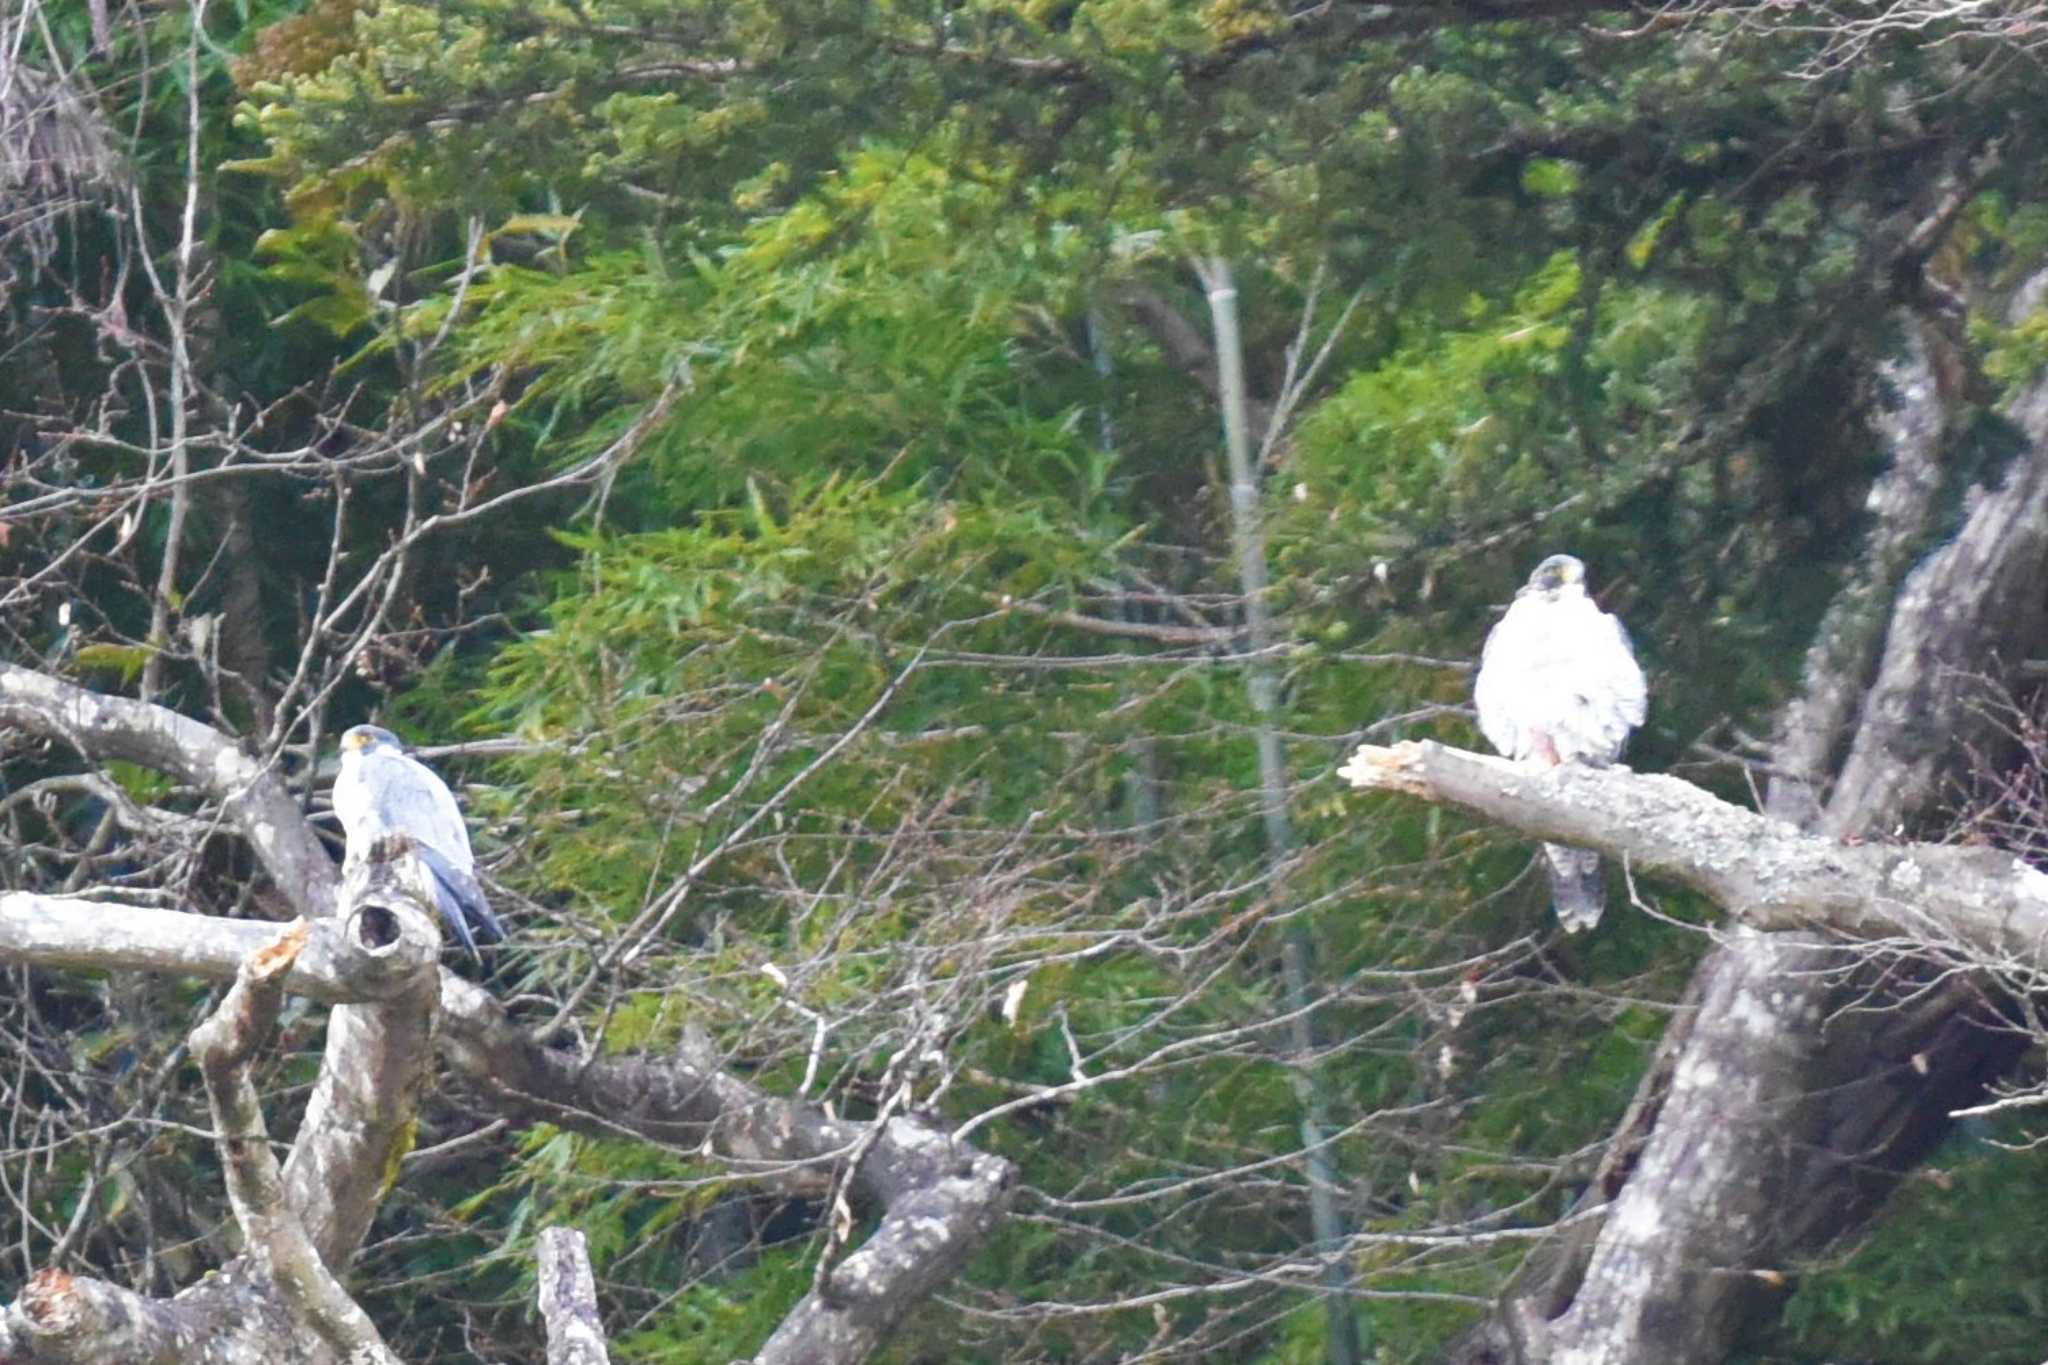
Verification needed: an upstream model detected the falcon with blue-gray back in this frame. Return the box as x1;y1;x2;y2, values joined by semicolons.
1472;554;1647;932
332;725;503;959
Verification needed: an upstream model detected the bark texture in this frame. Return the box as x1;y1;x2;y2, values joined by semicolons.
193;923;401;1365
282;858;446;1271
1341;743;2048;950
439;976;1017;1363
539;1229;613;1365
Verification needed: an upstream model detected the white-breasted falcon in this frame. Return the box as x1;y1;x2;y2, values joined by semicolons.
332;724;504;959
1472;554;1646;932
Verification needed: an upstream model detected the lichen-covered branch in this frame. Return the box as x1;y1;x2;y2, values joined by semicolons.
1342;741;2048;962
0;1263;299;1365
192;922;399;1365
0;858;442;1365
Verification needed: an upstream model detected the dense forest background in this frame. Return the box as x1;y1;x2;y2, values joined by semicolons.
4;0;2048;1361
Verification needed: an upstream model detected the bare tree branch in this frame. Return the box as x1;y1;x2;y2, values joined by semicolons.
1342;740;2048;958
0;661;338;918
0;653;1020;1365
0;894;417;1002
0;845;444;1364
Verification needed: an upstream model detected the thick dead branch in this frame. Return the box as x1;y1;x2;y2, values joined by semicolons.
0;662;337;918
1546;295;2048;1365
1367;742;2033;1365
0;662;449;1267
439;978;1017;1364
0;891;1016;1365
0;657;1015;1365
1766;323;1953;827
0;885;1000;1218
1436;281;2048;1365
0;891;440;1003
749;1118;1014;1364
193;923;399;1365
1824;435;2048;835
1341;741;2048;960
0;1263;300;1365
277;854;444;1270
0;858;442;1365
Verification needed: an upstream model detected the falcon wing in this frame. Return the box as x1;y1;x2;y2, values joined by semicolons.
357;750;500;961
1563;598;1646;762
364;750;476;870
413;843;505;956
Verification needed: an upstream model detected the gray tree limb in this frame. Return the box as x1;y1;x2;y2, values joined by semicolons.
0;854;442;1365
1529;286;2048;1365
0;662;1016;1365
282;855;447;1271
0;893;1018;1365
438;976;1017;1364
1340;742;2048;956
192;922;402;1365
1349;739;2036;1363
538;1228;612;1365
0;1262;301;1365
0;662;337;919
1764;323;1954;829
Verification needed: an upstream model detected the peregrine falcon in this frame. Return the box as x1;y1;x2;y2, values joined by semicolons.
1472;554;1646;932
332;725;504;959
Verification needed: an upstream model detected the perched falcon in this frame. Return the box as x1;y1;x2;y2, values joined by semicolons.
1472;554;1646;932
332;725;504;959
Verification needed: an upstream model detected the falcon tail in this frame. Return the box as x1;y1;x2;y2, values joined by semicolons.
1542;843;1605;933
414;844;506;961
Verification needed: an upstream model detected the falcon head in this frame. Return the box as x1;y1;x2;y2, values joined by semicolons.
339;724;404;758
1524;554;1587;597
